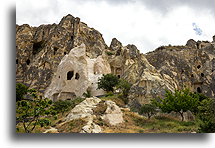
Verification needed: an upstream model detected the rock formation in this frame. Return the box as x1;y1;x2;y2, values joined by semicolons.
65;97;124;133
44;43;111;101
16;14;215;107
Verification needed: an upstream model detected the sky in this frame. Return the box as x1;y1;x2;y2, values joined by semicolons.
16;0;215;53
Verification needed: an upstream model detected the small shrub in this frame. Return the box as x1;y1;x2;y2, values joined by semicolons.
139;104;157;119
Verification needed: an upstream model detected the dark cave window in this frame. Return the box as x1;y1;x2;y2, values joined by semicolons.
212;70;214;72
16;59;18;64
33;41;44;55
59;76;60;78
201;73;204;77
54;47;58;55
191;74;194;77
181;69;184;73
75;73;80;80
64;52;67;55
26;59;30;65
117;75;121;78
67;71;74;80
197;87;202;93
71;36;74;41
197;65;201;69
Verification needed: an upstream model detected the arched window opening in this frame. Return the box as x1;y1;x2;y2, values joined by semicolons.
26;59;30;65
64;52;67;55
67;71;74;80
191;74;194;77
75;73;80;80
71;36;74;41
117;75;121;78
16;59;18;64
201;73;204;77
197;87;202;93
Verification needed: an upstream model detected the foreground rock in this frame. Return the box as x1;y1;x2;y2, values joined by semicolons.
65;97;124;133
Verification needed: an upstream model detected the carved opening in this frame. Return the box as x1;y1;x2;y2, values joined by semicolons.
117;75;121;78
212;70;214;72
75;73;80;80
191;74;194;77
64;52;67;55
33;41;44;55
16;59;18;64
116;49;121;56
67;71;74;80
201;73;204;77
197;87;202;93
197;65;201;69
71;36;74;40
26;59;30;65
59;76;60;78
181;69;184;73
54;47;58;55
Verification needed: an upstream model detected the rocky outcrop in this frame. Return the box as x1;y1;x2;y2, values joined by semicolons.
65;97;124;133
44;44;111;101
16;14;108;93
16;14;215;107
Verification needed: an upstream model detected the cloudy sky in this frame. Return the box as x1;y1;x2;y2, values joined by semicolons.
16;0;215;53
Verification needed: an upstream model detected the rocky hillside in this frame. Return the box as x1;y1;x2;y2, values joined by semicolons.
16;14;215;107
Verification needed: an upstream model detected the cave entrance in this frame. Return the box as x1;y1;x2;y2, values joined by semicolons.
197;65;201;69
33;41;44;55
67;71;74;80
197;87;202;93
75;73;80;80
26;59;30;65
54;47;58;55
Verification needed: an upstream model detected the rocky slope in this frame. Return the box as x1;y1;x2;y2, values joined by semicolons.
16;14;215;106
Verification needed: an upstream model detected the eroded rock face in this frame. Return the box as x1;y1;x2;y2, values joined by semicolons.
65;97;124;133
101;101;124;125
16;14;108;93
44;44;111;101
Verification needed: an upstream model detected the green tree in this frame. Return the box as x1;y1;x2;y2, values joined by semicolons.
152;89;199;121
16;83;28;101
117;79;132;104
53;100;72;115
197;98;215;133
16;90;56;133
139;104;157;119
97;74;119;92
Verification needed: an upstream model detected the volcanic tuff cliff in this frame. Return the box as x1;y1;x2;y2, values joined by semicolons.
16;14;215;106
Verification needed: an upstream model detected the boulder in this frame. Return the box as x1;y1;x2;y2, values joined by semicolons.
101;101;124;125
186;39;197;48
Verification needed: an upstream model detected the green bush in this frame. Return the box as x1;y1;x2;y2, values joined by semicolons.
97;74;119;92
197;98;215;133
152;89;199;121
16;83;28;101
16;97;55;133
139;104;157;119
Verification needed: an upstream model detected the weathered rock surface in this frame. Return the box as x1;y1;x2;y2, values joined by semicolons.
16;14;108;93
44;44;111;101
65;97;124;133
101;101;124;125
16;14;215;107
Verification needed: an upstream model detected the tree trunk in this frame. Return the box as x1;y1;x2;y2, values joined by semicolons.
179;112;184;121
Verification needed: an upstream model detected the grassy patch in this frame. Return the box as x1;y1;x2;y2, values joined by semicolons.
100;94;125;107
56;118;87;133
133;115;198;133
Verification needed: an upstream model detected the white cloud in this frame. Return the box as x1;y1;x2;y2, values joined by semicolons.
16;0;215;53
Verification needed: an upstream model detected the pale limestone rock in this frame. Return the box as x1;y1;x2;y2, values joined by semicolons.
80;116;102;133
66;97;101;121
101;100;124;125
44;44;111;101
43;127;59;133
